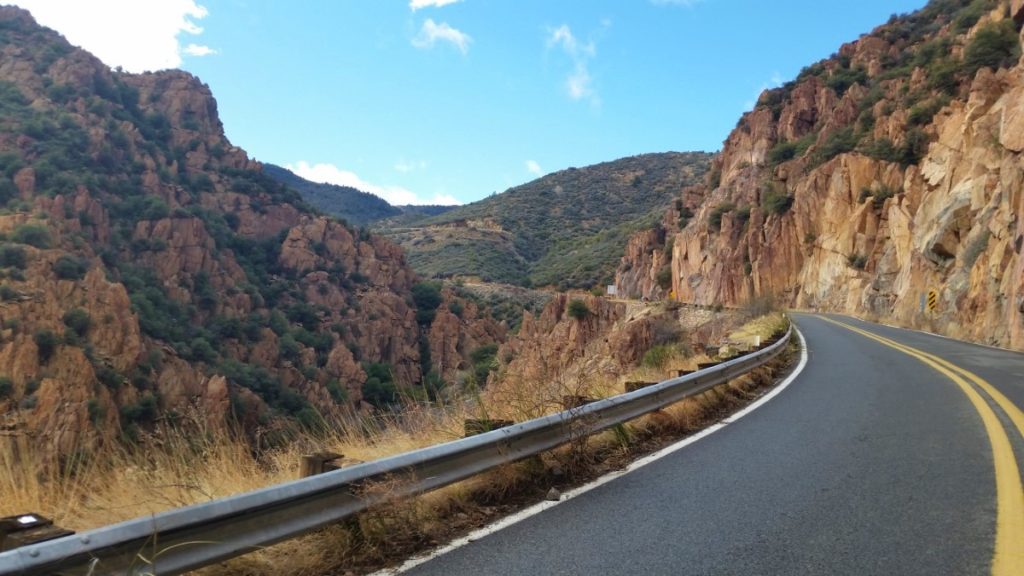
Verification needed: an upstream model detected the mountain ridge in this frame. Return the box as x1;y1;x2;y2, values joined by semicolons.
378;151;713;289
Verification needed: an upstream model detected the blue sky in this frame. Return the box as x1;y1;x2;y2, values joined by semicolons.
13;0;927;205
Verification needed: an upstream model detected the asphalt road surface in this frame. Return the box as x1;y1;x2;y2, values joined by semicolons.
402;313;1023;576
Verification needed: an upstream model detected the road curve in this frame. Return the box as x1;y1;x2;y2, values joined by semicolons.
399;313;1023;576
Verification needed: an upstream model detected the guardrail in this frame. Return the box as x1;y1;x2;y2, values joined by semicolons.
0;324;792;576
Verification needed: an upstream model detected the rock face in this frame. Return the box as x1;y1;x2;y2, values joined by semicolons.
616;1;1024;349
0;7;502;456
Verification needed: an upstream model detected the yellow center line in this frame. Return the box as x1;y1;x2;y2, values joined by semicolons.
815;315;1024;576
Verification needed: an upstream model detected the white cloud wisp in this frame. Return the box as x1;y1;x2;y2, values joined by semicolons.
410;0;463;10
546;24;601;106
525;160;543;177
288;161;460;206
412;18;472;54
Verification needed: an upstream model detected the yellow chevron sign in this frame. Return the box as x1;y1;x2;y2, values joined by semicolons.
927;289;938;312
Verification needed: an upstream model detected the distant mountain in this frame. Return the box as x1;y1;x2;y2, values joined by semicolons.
263;164;456;227
378;152;714;289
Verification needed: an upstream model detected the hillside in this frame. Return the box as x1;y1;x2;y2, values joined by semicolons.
378;152;713;289
0;7;503;458
616;0;1024;348
262;163;455;227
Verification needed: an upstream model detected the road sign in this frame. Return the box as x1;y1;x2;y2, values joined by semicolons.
927;289;938;312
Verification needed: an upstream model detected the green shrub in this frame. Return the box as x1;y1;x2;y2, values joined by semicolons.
907;96;949;126
847;253;868;270
34;329;57;362
811;127;858;165
0;244;26;268
825;66;868;96
656;266;673;290
641;345;673;369
763;186;794;215
0;285;16;301
53;255;88;280
11;224;52;248
708;203;736;232
62;308;91;337
87;398;105;426
120;393;158;425
0;377;12;399
412;281;443;326
361;362;396;408
325;379;348;404
963;19;1021;77
767;132;817;166
567;299;590;320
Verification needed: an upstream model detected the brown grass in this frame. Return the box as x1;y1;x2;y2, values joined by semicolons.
0;314;793;575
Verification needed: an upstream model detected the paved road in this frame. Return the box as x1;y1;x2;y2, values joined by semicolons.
403;313;1023;576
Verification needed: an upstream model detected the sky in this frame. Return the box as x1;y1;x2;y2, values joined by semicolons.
10;0;928;205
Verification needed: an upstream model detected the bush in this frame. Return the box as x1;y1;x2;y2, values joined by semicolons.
963;19;1020;76
708;203;736;232
34;329;57;362
361;362;397;408
811;127;858;165
53;255;88;280
826;66;868;96
0;285;16;301
412;281;443;326
0;377;12;399
566;299;590;320
641;345;673;369
847;253;868;270
11;224;52;248
325;379;348;404
763;189;793;215
907;96;949;127
0;244;26;268
656;266;673;290
62;308;91;337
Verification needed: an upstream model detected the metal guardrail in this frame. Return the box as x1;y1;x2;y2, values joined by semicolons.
0;324;792;576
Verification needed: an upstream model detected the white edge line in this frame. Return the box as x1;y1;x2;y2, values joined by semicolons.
372;328;810;576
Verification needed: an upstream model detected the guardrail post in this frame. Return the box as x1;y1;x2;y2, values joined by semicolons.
299;451;343;478
0;514;73;552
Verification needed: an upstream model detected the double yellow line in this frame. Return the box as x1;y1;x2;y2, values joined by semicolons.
817;316;1024;575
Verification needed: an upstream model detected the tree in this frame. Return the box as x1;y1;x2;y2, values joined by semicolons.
567;299;590;320
62;308;91;337
34;329;57;362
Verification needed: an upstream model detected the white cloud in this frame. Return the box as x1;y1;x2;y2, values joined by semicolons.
410;0;462;10
8;0;214;72
183;43;216;57
394;159;428;173
546;24;602;106
412;19;472;54
525;160;543;176
287;161;460;206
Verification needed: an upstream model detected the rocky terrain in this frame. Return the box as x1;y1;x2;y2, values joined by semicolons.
616;0;1024;348
379;152;713;289
0;7;503;457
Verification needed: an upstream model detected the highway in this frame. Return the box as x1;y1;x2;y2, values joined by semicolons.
400;314;1024;576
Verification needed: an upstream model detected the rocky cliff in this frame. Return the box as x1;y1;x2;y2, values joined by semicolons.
0;7;502;456
616;0;1024;349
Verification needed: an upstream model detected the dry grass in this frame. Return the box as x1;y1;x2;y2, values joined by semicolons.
0;314;793;575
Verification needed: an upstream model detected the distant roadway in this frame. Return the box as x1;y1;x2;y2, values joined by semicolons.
400;314;1024;575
